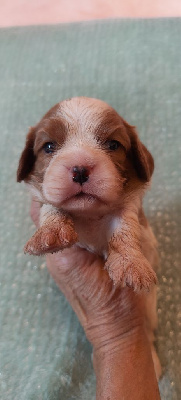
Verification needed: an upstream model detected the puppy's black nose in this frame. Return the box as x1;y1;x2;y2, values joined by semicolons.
72;166;89;185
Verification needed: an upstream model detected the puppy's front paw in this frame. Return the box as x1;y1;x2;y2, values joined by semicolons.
105;251;157;292
24;219;78;256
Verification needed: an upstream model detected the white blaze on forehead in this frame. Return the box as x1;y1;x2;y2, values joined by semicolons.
57;97;110;121
52;97;131;152
55;97;112;141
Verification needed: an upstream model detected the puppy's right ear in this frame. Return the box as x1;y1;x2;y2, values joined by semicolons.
17;127;36;182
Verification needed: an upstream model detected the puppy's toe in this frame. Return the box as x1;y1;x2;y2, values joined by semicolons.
105;253;126;286
123;257;157;292
58;225;78;247
131;259;157;291
24;228;59;255
24;229;46;256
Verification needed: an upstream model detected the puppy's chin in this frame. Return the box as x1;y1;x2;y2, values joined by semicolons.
60;192;110;216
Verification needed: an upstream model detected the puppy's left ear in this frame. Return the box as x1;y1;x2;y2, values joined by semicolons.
123;119;154;182
17;127;36;182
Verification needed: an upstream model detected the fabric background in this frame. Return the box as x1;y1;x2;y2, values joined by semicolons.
0;18;180;399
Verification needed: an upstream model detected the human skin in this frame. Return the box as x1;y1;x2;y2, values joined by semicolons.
31;199;161;400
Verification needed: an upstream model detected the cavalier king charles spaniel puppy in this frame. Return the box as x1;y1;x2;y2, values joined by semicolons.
17;97;158;292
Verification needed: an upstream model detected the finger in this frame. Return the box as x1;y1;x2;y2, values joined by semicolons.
30;198;41;228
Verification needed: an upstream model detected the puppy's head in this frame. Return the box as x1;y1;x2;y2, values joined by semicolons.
17;97;154;215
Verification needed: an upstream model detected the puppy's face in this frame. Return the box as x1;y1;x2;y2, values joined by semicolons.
17;97;154;216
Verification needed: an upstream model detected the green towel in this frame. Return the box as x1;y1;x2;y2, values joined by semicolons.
0;19;180;399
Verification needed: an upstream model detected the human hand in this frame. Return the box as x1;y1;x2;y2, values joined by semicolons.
31;199;160;400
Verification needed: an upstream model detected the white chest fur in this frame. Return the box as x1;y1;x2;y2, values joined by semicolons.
73;214;121;258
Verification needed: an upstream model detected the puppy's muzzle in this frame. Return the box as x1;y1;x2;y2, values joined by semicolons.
72;166;89;185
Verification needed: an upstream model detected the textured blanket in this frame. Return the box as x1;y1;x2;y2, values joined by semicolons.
0;18;180;399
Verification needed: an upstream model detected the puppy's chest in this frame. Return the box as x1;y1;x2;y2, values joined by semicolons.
73;215;120;257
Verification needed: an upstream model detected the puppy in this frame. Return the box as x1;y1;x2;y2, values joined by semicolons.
17;97;158;292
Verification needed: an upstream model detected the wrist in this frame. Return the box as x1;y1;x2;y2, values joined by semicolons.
92;328;160;400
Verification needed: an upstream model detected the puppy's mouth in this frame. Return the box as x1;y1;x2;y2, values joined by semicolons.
74;192;95;199
64;191;100;203
61;190;107;213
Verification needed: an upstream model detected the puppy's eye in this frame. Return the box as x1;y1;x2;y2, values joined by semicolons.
43;142;56;154
106;140;121;151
